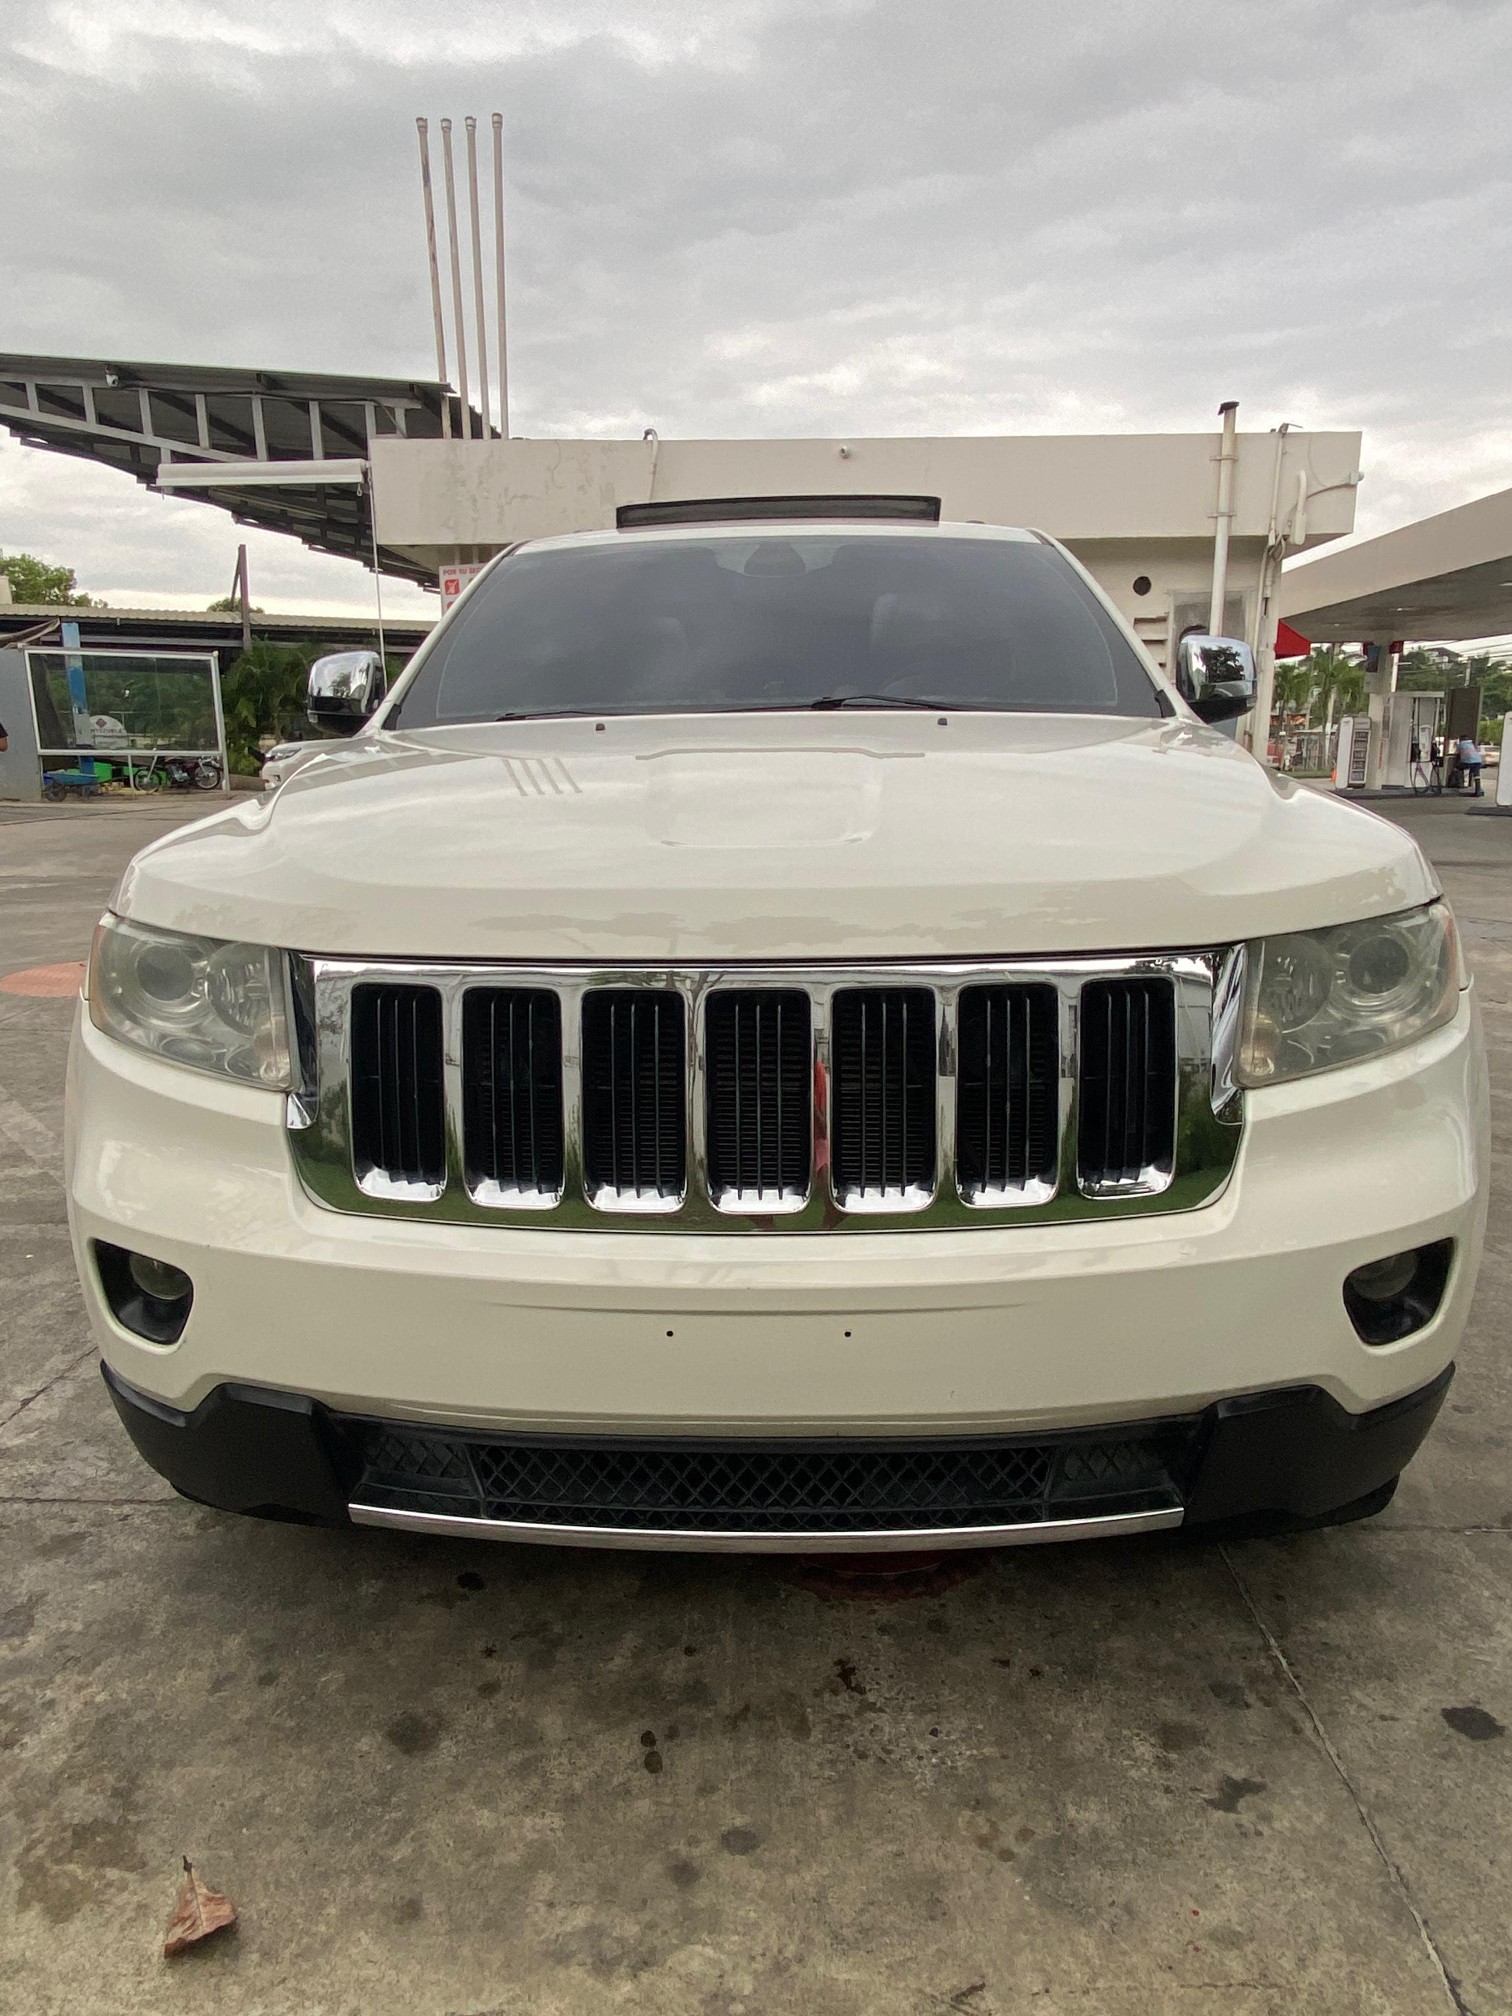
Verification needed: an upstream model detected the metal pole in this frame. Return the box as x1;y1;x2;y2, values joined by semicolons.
415;118;452;439
1207;399;1239;635
60;616;90;750
464;117;492;438
492;112;509;438
365;464;388;671
206;646;231;795
440;119;472;439
235;542;251;655
1246;422;1291;762
1251;424;1290;652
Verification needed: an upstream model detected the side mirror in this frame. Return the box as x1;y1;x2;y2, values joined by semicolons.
1177;634;1257;725
1189;687;1254;726
307;650;385;735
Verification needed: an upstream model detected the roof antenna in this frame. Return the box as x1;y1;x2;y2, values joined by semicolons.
491;113;509;439
414;120;452;439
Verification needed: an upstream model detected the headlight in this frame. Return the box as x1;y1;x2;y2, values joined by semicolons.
1237;901;1460;1087
88;915;292;1089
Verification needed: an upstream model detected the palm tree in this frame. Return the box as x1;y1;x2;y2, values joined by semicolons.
1273;659;1316;719
1309;646;1364;737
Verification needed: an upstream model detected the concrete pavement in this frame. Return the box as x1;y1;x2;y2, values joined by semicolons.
1;794;1508;2016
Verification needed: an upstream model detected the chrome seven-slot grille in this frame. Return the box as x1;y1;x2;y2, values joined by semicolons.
287;955;1242;1232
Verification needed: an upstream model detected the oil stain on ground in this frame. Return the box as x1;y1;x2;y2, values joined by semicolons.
1441;1704;1506;1741
1203;1774;1267;1813
386;1710;445;1757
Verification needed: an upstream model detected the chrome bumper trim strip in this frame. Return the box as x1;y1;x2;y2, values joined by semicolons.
347;1501;1185;1553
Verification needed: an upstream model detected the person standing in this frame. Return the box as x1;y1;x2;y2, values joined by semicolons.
1456;733;1485;797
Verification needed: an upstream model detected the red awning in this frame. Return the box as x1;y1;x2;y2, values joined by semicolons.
1275;620;1310;659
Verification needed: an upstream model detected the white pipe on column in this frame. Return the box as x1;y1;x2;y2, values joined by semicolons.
464;117;492;439
1291;469;1310;547
1207;399;1239;635
365;463;388;671
440;119;472;440
1254;421;1292;650
1246;421;1292;762
492;112;509;439
415;119;452;440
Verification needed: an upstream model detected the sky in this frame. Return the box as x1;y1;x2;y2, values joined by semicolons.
1;0;1510;619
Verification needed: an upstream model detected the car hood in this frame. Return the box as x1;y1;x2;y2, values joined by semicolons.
115;714;1438;962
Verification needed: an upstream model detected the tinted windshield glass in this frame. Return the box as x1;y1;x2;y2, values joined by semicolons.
390;533;1162;726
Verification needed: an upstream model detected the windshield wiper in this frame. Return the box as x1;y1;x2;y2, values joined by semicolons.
492;707;608;722
482;697;978;723
487;697;965;721
807;693;945;711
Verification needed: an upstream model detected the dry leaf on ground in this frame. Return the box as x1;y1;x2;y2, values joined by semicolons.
163;1857;238;1958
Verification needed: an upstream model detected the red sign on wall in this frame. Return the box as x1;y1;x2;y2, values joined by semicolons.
438;562;487;612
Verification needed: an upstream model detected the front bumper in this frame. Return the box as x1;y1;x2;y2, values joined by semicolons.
102;1359;1455;1548
66;991;1488;1443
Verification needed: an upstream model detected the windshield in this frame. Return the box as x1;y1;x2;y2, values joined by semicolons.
388;532;1164;727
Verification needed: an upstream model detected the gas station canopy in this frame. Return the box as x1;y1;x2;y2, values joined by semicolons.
1281;486;1512;643
0;352;481;587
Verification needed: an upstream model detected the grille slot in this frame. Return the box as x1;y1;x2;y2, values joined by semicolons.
706;990;811;1207
582;989;687;1205
350;983;446;1193
348;1419;1197;1533
830;988;936;1204
461;989;564;1200
956;984;1060;1200
1077;977;1177;1192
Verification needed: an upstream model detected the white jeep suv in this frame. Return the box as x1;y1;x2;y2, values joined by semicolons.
67;501;1488;1551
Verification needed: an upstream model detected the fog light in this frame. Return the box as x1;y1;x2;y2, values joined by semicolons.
1347;1253;1419;1303
95;1242;194;1345
1343;1241;1452;1346
127;1253;193;1303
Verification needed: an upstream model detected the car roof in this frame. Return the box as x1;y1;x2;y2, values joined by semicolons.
512;520;1045;559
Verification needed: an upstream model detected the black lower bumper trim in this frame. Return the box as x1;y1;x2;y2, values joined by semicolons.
1182;1363;1453;1528
100;1359;1453;1541
101;1362;358;1523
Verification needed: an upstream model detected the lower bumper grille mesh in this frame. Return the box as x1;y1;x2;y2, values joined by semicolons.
347;1420;1197;1533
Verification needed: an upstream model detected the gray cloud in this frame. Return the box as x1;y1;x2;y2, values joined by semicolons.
2;0;1510;613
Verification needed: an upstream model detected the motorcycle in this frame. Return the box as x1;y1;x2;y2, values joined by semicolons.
159;756;223;791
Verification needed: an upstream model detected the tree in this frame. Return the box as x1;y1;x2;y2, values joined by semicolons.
219;640;321;772
1308;645;1364;731
1460;653;1512;736
1400;647;1512;735
1399;647;1456;693
1272;659;1316;719
0;550;95;605
1267;658;1314;764
205;594;264;613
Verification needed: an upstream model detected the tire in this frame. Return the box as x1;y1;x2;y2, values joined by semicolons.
193;760;222;790
132;767;163;794
43;780;66;802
